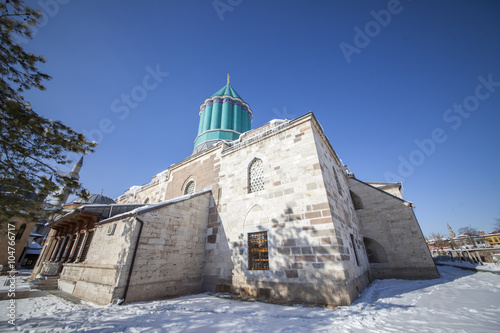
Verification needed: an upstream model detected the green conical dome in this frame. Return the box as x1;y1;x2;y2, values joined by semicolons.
193;76;252;155
212;84;241;99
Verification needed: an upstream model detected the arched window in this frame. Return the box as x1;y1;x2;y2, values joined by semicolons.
363;237;389;263
143;197;150;204
15;223;26;240
350;190;364;210
248;158;264;193
184;180;195;195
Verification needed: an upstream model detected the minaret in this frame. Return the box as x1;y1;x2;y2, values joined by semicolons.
447;224;456;238
70;156;83;177
54;156;83;208
193;75;253;154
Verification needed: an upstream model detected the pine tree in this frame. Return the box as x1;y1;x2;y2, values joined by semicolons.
429;232;446;249
0;0;96;222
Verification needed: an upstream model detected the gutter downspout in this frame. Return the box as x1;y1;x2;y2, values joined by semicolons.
121;216;144;304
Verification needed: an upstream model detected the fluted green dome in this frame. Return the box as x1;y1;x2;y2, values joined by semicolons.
193;77;252;155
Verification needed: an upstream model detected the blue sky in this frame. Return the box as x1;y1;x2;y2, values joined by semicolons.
21;0;500;236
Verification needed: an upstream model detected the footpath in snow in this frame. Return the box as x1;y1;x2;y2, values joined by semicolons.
0;265;499;332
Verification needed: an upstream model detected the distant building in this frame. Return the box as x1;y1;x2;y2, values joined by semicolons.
426;237;452;255
0;217;33;273
484;231;500;247
453;233;489;249
0;158;85;273
31;79;438;306
16;221;49;269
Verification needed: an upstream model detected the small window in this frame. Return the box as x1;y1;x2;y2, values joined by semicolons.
248;159;264;193
333;167;343;196
350;234;360;266
249;231;269;270
184;180;195;195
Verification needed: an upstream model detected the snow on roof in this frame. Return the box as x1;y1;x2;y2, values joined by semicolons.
269;119;287;126
455;233;479;238
26;248;42;255
228;118;291;151
29;241;43;249
98;188;212;224
128;186;143;194
155;169;169;178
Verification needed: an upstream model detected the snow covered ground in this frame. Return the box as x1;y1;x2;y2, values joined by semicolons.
1;266;499;332
435;260;500;273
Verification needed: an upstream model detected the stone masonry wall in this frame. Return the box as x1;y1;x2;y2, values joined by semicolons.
124;191;211;303
115;148;221;207
58;216;139;305
162;150;221;201
310;120;371;300
348;178;439;279
210;115;369;306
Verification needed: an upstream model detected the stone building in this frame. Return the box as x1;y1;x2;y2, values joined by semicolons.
0;217;33;273
31;79;438;306
485;231;500;247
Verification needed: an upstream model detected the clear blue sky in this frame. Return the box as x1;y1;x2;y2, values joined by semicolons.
21;0;500;236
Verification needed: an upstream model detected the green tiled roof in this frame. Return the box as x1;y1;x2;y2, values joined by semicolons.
193;78;252;155
212;84;241;98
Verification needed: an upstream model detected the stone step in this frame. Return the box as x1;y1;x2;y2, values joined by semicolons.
44;276;59;280
38;280;58;285
30;276;60;290
36;284;58;290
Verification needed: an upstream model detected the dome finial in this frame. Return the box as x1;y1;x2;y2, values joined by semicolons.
227;73;230;85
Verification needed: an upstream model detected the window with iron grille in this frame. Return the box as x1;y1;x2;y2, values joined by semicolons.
248;159;264;193
248;231;269;270
184;180;195;195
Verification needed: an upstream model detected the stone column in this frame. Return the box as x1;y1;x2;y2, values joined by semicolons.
38;233;55;265
60;235;74;263
67;232;81;263
75;230;89;263
55;236;69;262
475;251;484;265
49;237;62;262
